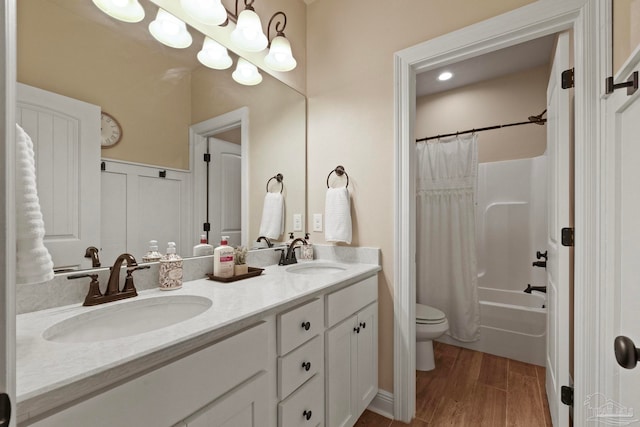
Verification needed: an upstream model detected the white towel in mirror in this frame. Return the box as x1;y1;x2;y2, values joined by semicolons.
15;124;54;285
325;187;352;244
259;192;284;240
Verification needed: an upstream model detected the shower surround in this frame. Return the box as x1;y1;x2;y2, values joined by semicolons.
438;155;547;366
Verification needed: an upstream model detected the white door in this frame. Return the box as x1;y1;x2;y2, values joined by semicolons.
545;31;572;427
605;43;640;424
16;83;101;270
209;137;241;247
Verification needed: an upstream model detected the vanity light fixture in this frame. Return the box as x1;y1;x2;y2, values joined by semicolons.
180;0;228;26
198;37;233;70
91;0;145;23
230;0;268;52
232;58;263;85
264;12;296;72
149;8;193;49
438;71;453;81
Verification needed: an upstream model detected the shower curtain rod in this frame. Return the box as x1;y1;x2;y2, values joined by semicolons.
416;109;547;143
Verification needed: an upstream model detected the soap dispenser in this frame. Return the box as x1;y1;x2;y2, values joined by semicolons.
301;233;314;261
159;242;183;290
142;240;162;262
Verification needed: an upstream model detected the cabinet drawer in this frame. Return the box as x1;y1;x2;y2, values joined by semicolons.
277;298;323;355
278;374;324;427
278;335;322;400
326;276;377;328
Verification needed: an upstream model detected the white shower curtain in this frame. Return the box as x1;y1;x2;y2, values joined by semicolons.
416;134;480;342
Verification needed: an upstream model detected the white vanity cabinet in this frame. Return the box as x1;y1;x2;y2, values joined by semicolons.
32;322;272;427
276;298;325;427
325;276;378;427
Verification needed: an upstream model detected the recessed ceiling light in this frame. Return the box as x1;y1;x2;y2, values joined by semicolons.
438;71;453;81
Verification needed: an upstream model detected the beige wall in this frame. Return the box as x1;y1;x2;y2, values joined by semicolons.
306;0;535;393
18;0;193;169
613;0;640;73
416;65;549;164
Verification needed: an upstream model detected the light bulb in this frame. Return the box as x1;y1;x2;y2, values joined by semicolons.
180;0;227;26
232;58;262;86
149;8;193;49
264;35;296;72
197;37;232;70
438;71;453;81
92;0;145;23
230;8;267;52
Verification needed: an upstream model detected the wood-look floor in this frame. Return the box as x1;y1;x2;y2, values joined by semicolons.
355;342;552;427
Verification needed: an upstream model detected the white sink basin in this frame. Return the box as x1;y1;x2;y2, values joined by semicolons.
286;263;348;275
43;295;212;343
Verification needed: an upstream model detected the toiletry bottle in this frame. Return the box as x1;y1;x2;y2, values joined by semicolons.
286;232;295;246
213;236;235;278
159;242;183;290
142;240;162;262
193;234;214;256
301;232;314;261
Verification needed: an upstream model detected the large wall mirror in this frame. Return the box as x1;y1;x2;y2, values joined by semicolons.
17;0;306;271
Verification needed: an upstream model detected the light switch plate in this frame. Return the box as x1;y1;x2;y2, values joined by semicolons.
293;214;302;231
313;213;323;232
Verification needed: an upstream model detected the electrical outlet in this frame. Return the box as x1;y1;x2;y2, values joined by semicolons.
293;214;302;231
313;213;323;232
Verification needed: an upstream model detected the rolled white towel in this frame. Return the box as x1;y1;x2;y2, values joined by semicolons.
15;124;54;285
259;192;284;240
325;186;352;244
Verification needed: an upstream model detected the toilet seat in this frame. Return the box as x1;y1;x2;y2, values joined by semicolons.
416;303;446;324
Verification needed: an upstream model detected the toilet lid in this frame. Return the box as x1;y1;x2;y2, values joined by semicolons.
416;303;446;322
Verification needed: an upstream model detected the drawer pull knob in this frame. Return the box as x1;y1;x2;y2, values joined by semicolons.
360;322;366;329
301;321;311;331
303;410;312;420
354;326;360;333
302;361;311;371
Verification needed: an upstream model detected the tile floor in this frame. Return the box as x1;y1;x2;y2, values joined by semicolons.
355;342;552;426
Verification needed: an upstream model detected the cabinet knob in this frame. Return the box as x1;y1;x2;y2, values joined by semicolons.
354;326;360;334
360;322;366;329
303;410;312;421
302;361;311;371
301;321;311;331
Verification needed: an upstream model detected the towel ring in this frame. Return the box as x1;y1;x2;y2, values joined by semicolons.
266;173;284;193
326;165;349;188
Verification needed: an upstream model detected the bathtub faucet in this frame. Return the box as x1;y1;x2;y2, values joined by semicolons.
524;284;547;294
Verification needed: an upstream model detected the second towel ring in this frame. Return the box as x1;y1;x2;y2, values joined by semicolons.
266;173;284;193
327;165;349;188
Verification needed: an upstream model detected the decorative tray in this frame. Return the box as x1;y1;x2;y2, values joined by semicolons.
206;267;264;283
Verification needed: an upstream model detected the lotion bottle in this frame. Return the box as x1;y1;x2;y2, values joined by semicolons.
213;236;235;278
193;234;214;256
159;242;183;290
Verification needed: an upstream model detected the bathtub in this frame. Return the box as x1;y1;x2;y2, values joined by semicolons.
437;287;547;366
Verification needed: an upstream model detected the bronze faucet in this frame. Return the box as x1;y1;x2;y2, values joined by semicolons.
68;253;149;306
277;237;307;265
84;246;101;267
256;236;273;248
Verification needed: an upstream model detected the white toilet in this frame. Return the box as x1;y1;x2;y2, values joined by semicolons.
416;303;449;371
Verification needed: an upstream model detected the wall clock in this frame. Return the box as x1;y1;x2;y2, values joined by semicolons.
100;112;122;148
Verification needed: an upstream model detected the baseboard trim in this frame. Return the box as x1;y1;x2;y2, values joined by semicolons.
367;389;394;420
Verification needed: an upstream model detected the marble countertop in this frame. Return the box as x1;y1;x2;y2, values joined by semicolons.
16;260;381;422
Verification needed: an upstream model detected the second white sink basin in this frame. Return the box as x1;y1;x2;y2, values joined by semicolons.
286;262;348;275
43;295;212;344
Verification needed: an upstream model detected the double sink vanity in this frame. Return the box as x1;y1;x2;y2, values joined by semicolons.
16;250;381;427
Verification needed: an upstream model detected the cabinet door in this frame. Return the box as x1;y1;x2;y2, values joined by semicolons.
185;372;268;427
326;315;358;427
356;303;378;414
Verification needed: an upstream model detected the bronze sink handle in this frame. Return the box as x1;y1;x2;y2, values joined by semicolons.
122;265;150;294
68;273;102;306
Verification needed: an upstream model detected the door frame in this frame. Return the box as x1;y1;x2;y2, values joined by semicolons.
190;107;249;248
1;0;16;425
393;0;602;424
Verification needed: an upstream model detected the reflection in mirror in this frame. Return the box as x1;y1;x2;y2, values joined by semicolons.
17;0;306;272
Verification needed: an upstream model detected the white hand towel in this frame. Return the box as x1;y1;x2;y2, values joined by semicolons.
15;124;54;285
259;192;284;239
325;187;352;244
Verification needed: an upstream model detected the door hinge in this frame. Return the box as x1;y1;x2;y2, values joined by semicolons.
158;170;166;178
0;392;11;427
203;153;211;163
100;161;106;171
561;227;574;247
605;71;638;96
561;68;575;89
203;222;210;232
561;385;574;406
